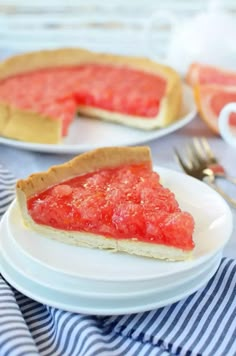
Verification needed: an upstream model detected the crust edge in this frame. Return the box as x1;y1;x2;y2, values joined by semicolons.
0;102;61;144
16;146;152;198
0;47;179;84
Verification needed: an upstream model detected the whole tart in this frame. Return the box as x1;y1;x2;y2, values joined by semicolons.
0;48;182;144
16;146;195;261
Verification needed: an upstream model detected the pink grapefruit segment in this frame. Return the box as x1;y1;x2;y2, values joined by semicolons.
187;63;236;134
186;63;236;87
194;85;236;134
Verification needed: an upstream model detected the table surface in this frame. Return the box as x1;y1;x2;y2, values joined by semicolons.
1;115;235;259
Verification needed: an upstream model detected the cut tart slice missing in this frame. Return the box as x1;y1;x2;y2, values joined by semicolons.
16;146;195;261
0;48;182;144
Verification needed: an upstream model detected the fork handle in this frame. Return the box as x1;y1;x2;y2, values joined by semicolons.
204;177;236;208
214;172;236;185
222;175;236;185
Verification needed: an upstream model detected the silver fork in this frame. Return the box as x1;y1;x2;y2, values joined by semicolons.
174;137;236;208
192;137;236;184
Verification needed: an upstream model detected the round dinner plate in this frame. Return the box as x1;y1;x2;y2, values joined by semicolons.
0;84;196;154
0;211;222;298
6;167;233;284
0;164;231;314
0;245;222;315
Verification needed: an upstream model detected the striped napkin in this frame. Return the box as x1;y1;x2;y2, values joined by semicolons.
0;164;236;356
0;164;15;218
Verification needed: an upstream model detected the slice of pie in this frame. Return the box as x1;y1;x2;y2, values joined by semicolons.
0;48;182;144
16;146;195;261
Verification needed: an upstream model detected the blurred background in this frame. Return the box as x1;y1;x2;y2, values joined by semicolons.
0;0;236;61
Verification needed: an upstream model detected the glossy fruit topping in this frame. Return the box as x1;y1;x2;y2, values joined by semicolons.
27;163;194;250
0;64;167;135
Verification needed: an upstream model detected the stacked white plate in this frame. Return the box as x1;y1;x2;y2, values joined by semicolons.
0;167;233;315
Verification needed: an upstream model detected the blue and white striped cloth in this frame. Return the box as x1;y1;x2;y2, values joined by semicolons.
0;163;236;356
0;164;15;218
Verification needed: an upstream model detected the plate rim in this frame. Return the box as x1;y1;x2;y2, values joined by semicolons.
0;248;222;315
0;214;222;297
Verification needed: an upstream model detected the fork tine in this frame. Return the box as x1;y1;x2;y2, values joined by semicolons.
192;137;206;160
200;137;216;161
185;145;199;169
174;148;192;173
186;140;203;168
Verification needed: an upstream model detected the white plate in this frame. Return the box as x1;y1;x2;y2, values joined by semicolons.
0;211;221;297
0;84;196;154
6;166;233;283
0;246;221;315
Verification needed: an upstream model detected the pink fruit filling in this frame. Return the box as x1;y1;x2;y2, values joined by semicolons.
27;163;194;250
0;64;167;135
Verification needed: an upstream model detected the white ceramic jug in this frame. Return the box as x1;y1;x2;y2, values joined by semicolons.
145;0;236;74
219;103;236;148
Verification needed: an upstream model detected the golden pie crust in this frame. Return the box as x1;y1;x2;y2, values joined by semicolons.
0;48;182;144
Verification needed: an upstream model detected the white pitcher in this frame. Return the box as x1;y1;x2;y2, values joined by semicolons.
145;0;236;75
219;104;236;148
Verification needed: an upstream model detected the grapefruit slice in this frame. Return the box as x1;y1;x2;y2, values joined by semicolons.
16;146;195;261
194;84;236;134
186;63;236;87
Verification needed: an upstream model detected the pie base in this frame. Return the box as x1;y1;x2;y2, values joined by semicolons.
22;218;192;261
0;103;61;144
